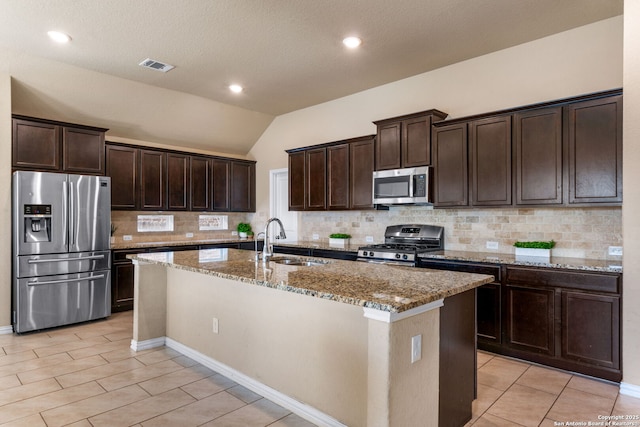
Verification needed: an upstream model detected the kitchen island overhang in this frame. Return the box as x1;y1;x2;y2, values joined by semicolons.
129;249;493;427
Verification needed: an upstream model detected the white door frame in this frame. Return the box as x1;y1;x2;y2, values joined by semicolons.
269;168;297;242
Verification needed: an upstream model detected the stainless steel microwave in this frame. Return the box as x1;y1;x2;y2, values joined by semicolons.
372;166;431;205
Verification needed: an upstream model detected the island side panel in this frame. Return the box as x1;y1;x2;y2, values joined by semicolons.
165;267;369;427
132;261;168;345
367;308;440;427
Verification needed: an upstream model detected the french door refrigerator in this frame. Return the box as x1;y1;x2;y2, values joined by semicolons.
12;171;112;333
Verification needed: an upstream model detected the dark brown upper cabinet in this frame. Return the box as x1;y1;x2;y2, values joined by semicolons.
12;116;107;175
287;135;375;211
105;144;138;210
212;159;231;211
470;115;512;206
230;161;256;212
167;153;189;210
567;95;623;204
432;89;622;208
306;147;328;210
327;144;349;210
373;110;448;171
139;149;167;210
514;107;563;205
432;123;469;207
349;136;375;210
190;156;211;211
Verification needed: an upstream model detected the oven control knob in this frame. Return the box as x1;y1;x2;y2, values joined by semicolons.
369;251;375;257
362;251;368;256
402;254;408;260
395;253;401;259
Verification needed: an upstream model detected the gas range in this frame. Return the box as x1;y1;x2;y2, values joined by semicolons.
357;224;444;266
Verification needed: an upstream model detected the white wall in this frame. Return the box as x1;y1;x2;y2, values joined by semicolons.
622;0;640;392
0;74;11;329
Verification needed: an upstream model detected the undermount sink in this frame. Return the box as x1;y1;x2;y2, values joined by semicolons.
269;257;329;266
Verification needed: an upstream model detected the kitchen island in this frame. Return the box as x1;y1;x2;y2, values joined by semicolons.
129;248;493;427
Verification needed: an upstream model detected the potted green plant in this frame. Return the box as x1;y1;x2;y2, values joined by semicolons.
237;223;252;239
329;233;351;247
513;240;555;260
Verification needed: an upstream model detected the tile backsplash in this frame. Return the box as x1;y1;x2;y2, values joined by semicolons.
112;206;622;260
293;206;622;260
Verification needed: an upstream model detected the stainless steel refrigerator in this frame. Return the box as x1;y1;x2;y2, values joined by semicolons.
12;171;112;333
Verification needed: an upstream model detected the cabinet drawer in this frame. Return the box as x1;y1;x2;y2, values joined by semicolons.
505;267;620;294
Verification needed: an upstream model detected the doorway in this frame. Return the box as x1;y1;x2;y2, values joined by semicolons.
269;168;298;242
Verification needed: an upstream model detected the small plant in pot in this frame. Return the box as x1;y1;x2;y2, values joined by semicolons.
513;240;555;260
329;233;351;247
237;223;252;239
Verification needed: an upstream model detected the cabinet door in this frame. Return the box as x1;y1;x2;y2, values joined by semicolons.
567;95;622;204
63;127;105;175
433;123;469;207
112;262;135;312
375;122;402;170
306;148;327;210
350;137;375;210
505;285;555;356
139;149;167;210
402;115;431;168
514;107;562;205
105;145;138;210
288;152;306;211
327;144;349;210
562;290;620;370
12;119;61;171
212;159;230;211
477;283;501;345
470;116;512;206
167;153;189;210
230;161;255;212
190;156;211;211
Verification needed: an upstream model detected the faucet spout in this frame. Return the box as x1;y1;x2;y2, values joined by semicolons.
263;217;287;263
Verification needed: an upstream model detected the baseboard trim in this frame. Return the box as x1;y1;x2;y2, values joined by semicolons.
130;337;166;351
0;325;13;335
165;337;347;427
620;382;640;398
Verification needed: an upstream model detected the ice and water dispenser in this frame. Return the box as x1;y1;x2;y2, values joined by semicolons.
23;204;52;243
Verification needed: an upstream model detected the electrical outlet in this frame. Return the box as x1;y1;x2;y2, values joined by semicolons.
186;232;194;238
366;236;374;243
312;234;319;240
486;241;499;250
608;246;623;256
231;231;238;236
212;318;219;334
411;334;422;363
123;235;132;241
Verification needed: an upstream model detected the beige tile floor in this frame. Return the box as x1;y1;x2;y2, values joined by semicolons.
1;311;639;427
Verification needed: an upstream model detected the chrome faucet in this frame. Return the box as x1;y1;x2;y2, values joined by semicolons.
262;217;287;262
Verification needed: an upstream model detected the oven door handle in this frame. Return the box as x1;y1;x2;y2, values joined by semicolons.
27;274;106;286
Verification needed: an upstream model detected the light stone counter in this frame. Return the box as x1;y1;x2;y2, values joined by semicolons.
129;248;494;313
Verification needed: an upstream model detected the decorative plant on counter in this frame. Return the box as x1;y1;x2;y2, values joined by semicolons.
513;240;555;249
329;233;351;239
237;223;252;239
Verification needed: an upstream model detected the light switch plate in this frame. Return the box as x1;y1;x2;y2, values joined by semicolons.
486;241;499;250
608;246;623;256
312;234;319;240
411;335;422;363
366;236;374;243
123;235;132;241
186;232;194;238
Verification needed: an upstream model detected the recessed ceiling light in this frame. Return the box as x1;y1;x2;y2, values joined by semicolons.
47;30;71;44
342;36;362;49
229;84;243;94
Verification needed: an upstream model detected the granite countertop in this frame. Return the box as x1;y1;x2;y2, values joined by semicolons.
111;237;252;250
130;249;494;313
419;250;623;273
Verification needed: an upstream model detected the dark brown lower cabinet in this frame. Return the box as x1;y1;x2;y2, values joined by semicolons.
111;249;147;312
477;283;501;345
505;285;556;356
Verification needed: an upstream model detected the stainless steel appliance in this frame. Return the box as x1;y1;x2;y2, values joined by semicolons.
12;171;112;333
357;224;444;266
372;166;430;205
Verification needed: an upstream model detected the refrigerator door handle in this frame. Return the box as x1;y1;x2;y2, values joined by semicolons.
62;180;69;247
69;180;77;246
27;254;106;264
27;274;106;286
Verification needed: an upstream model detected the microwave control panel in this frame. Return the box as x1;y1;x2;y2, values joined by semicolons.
413;174;427;197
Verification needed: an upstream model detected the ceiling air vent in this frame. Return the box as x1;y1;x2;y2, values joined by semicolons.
138;58;175;73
